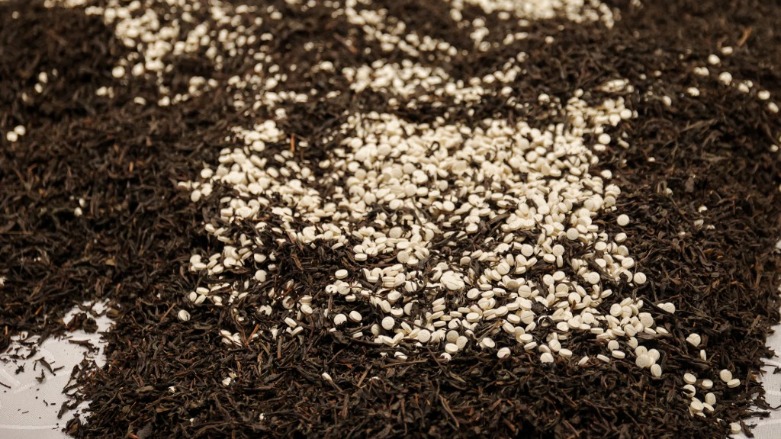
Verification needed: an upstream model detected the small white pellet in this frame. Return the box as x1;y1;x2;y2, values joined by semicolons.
635;354;652;368
381;316;395;331
686;333;702;347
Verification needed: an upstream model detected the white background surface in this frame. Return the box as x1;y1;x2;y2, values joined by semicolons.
0;303;109;439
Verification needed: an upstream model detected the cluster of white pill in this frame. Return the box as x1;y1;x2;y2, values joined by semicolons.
169;0;689;376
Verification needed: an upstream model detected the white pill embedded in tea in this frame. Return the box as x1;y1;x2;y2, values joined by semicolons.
686;333;701;347
440;271;465;291
177;310;191;321
381;316;395;331
635;354;652;368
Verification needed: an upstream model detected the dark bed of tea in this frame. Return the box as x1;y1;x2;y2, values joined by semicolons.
2;1;781;437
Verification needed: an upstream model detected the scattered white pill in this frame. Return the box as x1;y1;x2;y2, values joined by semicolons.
635;354;652;368
112;65;126;78
686;333;702;347
177;310;191;321
381;316;395;331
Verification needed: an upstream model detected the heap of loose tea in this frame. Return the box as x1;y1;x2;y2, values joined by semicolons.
2;0;781;437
